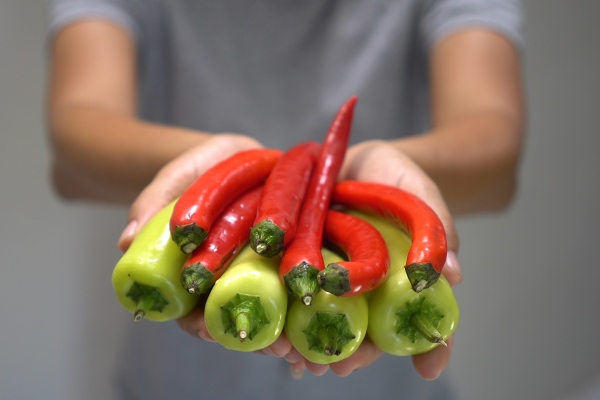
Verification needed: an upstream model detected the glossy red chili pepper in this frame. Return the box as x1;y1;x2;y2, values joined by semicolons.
279;96;358;305
170;148;282;254
249;141;321;258
180;185;263;295
332;180;447;292
318;210;390;297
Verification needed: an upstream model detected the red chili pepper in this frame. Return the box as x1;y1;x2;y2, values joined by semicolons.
332;180;447;292
170;149;282;254
180;185;263;295
279;96;358;305
318;210;390;297
249;141;321;258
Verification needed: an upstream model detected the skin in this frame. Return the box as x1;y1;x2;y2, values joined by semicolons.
47;17;525;381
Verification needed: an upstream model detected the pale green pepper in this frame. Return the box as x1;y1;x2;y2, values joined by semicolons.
353;211;460;356
112;201;199;322
204;245;288;352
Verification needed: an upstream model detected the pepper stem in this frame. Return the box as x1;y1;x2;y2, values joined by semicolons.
302;312;355;357
410;313;446;346
396;296;445;345
283;262;321;305
171;223;208;254
318;325;341;356
249;220;285;258
405;262;440;292
255;243;267;254
235;312;250;342
317;263;351;296
181;263;215;295
126;282;169;322
133;294;155;322
220;293;270;341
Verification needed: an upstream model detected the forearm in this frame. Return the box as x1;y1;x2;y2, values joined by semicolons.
49;104;209;203
393;109;524;215
393;29;525;215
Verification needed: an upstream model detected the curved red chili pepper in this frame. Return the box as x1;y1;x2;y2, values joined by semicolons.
180;185;263;295
319;210;390;297
250;141;321;258
170;148;282;254
279;96;358;305
332;180;447;292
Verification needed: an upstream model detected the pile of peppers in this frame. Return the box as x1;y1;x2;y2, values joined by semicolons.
112;96;460;363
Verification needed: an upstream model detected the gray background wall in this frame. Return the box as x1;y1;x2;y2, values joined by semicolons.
1;1;599;399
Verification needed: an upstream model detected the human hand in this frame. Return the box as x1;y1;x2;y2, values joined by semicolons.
117;133;262;252
284;140;462;380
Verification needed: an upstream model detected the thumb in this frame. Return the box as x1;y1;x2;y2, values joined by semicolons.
117;163;196;252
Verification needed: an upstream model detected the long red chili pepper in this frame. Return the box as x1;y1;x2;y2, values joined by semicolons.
180;185;263;295
170;148;282;254
332;180;447;292
249;141;321;258
279;96;358;305
318;210;390;297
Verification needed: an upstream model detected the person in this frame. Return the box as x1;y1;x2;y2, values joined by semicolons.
46;0;525;398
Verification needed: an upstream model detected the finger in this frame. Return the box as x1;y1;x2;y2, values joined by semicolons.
329;336;384;377
284;348;329;377
117;162;196;252
443;250;462;286
289;361;306;380
176;298;215;342
257;333;292;357
411;336;454;380
304;360;330;376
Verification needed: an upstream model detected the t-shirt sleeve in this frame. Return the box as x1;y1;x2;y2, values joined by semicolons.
47;0;141;41
419;0;525;52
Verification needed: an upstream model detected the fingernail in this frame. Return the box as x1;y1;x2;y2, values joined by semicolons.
261;347;274;356
198;330;214;342
445;251;462;283
290;365;304;380
119;220;138;246
284;352;302;364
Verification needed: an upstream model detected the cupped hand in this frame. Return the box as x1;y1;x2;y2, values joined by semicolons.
117;133;262;252
284;140;462;380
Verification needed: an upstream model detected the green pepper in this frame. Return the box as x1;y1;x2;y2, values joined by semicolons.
204;245;288;352
112;201;199;322
352;211;460;356
284;248;369;364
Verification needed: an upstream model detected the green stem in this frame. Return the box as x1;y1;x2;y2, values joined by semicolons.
220;294;270;341
133;294;155;322
249;220;285;258
235;312;251;342
303;312;355;357
125;282;169;322
396;296;445;344
171;223;208;254
181;264;215;295
410;313;446;346
404;262;440;292
318;326;341;356
317;263;350;296
283;262;321;305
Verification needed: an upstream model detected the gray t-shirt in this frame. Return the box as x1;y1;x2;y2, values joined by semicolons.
47;1;523;399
